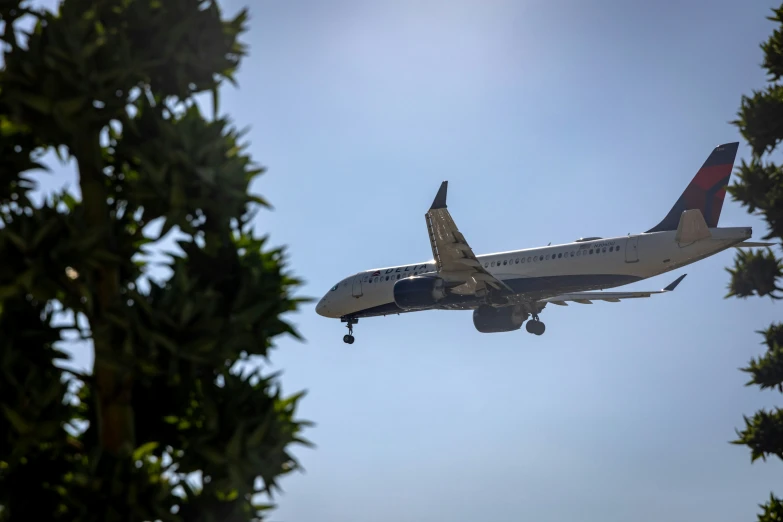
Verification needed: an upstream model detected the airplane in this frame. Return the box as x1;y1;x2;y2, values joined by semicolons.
316;141;772;344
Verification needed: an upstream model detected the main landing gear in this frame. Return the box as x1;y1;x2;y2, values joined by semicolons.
342;316;358;344
525;314;546;336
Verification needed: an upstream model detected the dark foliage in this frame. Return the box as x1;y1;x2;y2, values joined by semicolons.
0;1;310;521
729;4;783;520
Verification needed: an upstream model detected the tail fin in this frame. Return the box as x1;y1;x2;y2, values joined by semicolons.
646;142;739;233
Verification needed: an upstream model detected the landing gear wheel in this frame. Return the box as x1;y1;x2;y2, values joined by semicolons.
342;316;358;344
534;321;545;335
526;319;546;336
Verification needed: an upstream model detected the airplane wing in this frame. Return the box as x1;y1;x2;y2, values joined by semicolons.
425;181;513;296
541;274;687;306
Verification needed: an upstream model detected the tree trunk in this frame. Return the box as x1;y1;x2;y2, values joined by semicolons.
76;133;135;457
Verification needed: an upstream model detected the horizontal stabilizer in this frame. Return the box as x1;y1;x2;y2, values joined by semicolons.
675;209;711;243
541;274;687;305
733;241;776;248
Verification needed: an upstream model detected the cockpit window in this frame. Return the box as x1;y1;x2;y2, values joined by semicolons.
330;284;339;291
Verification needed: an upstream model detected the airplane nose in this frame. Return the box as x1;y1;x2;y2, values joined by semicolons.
316;297;329;317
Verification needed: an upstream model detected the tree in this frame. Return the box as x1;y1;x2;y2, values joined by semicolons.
729;3;783;521
0;1;310;521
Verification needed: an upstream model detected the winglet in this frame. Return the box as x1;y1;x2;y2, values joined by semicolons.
430;181;448;209
664;274;687;291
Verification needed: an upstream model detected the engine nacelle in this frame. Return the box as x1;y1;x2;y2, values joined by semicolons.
393;276;447;310
472;304;529;333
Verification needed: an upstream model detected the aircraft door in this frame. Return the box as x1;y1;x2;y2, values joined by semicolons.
625;236;640;263
352;274;363;298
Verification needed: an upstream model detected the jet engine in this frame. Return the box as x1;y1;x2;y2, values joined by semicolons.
472;304;529;333
393;276;447;310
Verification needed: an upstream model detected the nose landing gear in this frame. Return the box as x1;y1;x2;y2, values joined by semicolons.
342;316;358;344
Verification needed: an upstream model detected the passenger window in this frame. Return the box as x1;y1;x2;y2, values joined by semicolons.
557;253;562;258
589;249;593;254
602;247;606;253
484;262;489;267
577;250;581;256
515;258;519;264
491;261;496;267
570;251;575;257
527;257;531;262
503;260;507;265
521;257;525;263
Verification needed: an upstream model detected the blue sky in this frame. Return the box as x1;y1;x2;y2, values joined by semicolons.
27;1;783;521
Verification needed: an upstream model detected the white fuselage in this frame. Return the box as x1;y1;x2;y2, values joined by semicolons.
316;226;752;319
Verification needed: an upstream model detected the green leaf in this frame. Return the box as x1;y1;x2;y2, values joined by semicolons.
148;332;178;353
198;447;227;466
1;405;32;434
18;92;52;115
55;97;87;117
31;217;59;249
132;441;160;461
231;299;273;326
755;493;783;522
0;284;21;301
